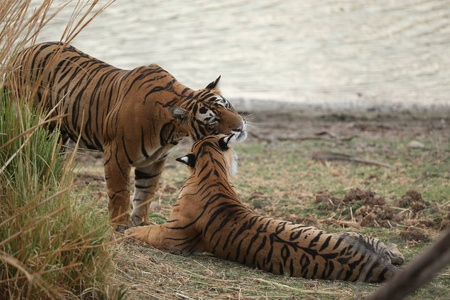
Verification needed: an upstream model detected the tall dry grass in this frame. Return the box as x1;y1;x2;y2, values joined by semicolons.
0;0;122;299
0;0;111;70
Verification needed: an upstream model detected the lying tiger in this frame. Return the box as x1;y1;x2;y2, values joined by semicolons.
125;134;404;282
6;42;247;230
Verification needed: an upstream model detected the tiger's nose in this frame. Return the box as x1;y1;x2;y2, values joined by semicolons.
232;121;247;142
233;121;245;132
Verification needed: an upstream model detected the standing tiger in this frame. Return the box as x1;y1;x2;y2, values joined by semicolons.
6;42;247;230
125;134;404;282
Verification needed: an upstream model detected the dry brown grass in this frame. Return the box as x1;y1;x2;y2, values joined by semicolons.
0;1;122;299
0;0;112;81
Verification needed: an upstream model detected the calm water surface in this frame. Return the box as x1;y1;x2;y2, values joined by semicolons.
37;0;450;108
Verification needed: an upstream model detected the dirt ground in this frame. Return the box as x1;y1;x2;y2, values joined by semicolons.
241;105;449;143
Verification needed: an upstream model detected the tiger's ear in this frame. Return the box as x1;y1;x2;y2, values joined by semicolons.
169;107;189;124
176;154;196;167
205;75;221;93
218;134;234;151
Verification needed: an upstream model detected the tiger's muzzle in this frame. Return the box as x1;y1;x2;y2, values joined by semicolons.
232;120;248;142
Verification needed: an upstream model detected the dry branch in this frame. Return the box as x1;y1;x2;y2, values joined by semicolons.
368;229;450;300
254;278;342;296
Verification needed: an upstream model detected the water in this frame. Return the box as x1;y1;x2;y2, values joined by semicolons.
36;0;450;108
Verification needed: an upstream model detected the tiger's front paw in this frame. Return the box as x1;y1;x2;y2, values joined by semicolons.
115;224;131;233
131;210;150;227
112;218;133;233
124;227;139;237
124;225;153;243
131;216;151;227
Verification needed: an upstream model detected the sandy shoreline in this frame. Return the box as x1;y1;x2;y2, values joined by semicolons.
226;97;449;146
230;97;450;120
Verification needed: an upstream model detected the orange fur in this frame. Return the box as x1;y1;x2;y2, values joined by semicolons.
7;42;247;229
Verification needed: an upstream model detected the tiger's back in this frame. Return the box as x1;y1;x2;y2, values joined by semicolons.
8;42;187;150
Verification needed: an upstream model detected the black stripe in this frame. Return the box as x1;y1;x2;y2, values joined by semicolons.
141;127;149;158
312;262;319;278
235;234;248;262
281;245;290;265
363;260;379;282
289;258;294;276
135;170;160;180
113;142;129;180
135;184;153;189
308;232;322;248
333;236;344;250
377;267;389;282
122;136;133;164
327;260;335;278
319;235;332;251
222;228;236;251
251;235;267;266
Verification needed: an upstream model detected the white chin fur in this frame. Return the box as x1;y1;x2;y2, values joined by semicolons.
234;131;247;142
232;122;248;142
230;151;238;177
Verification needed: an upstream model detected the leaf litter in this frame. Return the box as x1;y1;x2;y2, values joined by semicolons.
314;188;447;242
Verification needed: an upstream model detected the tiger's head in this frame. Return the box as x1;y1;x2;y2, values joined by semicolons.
169;76;247;143
176;134;238;178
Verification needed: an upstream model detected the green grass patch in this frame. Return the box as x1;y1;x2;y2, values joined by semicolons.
0;91;123;299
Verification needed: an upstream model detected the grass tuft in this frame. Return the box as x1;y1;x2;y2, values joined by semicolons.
0;88;122;299
0;0;121;299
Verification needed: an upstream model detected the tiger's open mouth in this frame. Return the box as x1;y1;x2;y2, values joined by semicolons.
231;121;248;142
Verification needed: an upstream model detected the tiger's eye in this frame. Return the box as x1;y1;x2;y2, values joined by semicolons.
199;107;208;114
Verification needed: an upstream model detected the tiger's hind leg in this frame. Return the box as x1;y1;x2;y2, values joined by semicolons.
346;232;404;265
386;243;404;265
131;158;166;226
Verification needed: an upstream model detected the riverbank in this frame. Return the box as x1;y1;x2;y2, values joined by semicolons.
231;97;450;118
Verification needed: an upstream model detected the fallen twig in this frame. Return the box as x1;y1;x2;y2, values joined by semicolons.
178;267;240;283
312;151;391;168
249;132;357;143
254;278;342;295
